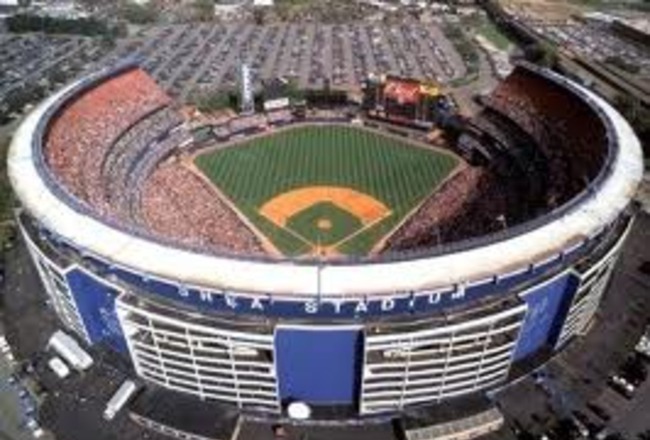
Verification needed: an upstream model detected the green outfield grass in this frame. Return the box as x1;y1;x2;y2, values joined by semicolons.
195;125;459;256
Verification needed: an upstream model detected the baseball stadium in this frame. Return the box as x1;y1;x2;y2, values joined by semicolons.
7;60;643;424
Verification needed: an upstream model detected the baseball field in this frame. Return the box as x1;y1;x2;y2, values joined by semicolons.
194;125;458;257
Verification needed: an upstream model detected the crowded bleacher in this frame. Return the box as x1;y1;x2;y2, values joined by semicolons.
46;69;171;214
141;161;263;254
44;67;262;255
383;65;609;254
485;67;607;205
41;64;611;259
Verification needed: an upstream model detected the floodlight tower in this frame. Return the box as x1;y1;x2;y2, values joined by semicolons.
240;63;255;115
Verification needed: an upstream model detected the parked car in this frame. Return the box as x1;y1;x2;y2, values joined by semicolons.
570;414;589;438
608;374;634;399
47;357;70;379
572;410;603;436
587;402;611;422
25;418;43;437
619;355;647;386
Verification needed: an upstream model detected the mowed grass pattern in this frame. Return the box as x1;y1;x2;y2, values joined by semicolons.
195;125;458;256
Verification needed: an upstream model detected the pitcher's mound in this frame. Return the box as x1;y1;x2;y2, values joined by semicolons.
317;219;332;230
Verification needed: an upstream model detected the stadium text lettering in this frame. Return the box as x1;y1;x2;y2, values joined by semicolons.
177;287;468;317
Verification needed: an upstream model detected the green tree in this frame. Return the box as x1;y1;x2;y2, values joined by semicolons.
118;1;159;24
192;0;214;22
189;89;233;112
285;78;305;103
523;42;557;68
6;14;115;37
615;93;650;156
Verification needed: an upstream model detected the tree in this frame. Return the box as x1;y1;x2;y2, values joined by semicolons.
6;14;115;37
524;42;557;68
615;93;650;156
188;89;234;112
118;1;159;25
285;78;305;103
192;0;214;22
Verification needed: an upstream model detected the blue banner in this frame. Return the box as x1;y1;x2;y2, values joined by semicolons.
65;267;128;353
513;273;578;361
275;327;363;404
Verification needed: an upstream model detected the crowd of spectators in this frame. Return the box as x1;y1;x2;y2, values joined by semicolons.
385;165;522;253
101;106;184;218
45;68;171;215
43;64;610;258
485;68;607;206
141;162;263;254
386;66;611;254
126;129;193;222
45;67;264;255
384;165;483;252
210;110;296;142
475;109;549;213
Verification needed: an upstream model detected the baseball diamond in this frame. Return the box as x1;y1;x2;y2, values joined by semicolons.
194;125;459;256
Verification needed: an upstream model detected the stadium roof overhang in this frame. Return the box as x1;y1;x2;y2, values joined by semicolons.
7;66;644;296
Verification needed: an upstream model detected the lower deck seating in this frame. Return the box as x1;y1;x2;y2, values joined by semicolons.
140;162;263;254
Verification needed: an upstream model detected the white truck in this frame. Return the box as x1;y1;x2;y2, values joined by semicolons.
47;330;93;371
103;380;139;421
47;357;71;379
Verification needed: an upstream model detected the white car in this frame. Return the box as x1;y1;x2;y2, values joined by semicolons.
48;357;71;379
26;418;44;437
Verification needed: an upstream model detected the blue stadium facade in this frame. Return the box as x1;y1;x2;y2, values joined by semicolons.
8;64;643;418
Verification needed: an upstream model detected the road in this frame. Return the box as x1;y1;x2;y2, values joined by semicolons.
449;49;498;117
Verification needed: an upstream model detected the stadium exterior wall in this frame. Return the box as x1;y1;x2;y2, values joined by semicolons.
16;211;633;415
7;64;644;417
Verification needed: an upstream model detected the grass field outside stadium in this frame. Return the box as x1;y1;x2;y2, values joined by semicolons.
194;125;459;257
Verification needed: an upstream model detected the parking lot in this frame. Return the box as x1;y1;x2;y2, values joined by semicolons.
0;334;36;440
99;21;467;100
0;33;106;119
541;20;650;78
